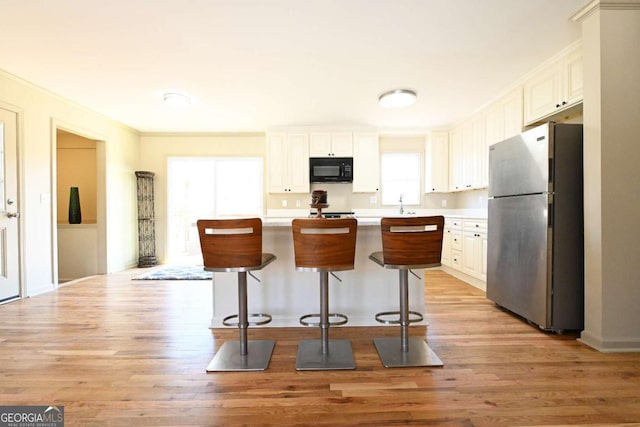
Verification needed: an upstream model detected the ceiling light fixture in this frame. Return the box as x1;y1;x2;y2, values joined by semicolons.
163;92;191;107
378;88;417;108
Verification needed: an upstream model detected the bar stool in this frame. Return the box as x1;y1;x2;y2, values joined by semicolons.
369;216;444;368
291;218;357;370
197;218;276;372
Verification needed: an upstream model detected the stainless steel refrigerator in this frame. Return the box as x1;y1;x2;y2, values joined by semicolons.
487;122;584;332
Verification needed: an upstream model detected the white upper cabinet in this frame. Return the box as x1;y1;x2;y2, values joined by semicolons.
425;132;449;193
267;132;309;193
309;132;353;157
524;42;583;125
352;132;379;193
448;126;465;192
467;115;486;189
484;87;523;147
449;114;485;192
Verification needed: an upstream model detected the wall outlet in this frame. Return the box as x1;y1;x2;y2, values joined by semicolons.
281;199;288;207
441;199;447;207
295;199;301;208
369;195;377;204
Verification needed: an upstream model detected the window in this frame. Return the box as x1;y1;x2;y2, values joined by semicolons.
380;152;421;206
166;157;263;264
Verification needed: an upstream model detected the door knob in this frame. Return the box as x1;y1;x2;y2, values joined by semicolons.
6;212;19;218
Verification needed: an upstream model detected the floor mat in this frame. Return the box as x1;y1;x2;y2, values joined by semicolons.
132;265;212;280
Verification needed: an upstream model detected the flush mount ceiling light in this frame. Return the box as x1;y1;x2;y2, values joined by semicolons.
163;92;191;107
378;88;417;108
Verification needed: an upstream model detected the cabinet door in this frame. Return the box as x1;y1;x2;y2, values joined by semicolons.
448;126;464;191
462;231;479;277
287;133;310;193
460;117;485;189
331;132;353;156
353;132;379;192
441;228;452;266
484;87;523;148
470;115;487;188
267;133;288;193
425;132;449;193
309;132;353;157
451;250;463;270
524;61;561;124
480;232;488;281
502;88;523;140
484;102;505;149
309;133;332;157
563;47;583;107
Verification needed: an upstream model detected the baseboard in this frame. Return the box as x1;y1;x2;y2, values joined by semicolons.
579;330;640;353
439;266;486;291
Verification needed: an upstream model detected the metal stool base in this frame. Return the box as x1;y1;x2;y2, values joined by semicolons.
206;340;275;372
296;339;355;371
222;313;272;327
374;310;423;325
373;337;443;368
299;313;348;327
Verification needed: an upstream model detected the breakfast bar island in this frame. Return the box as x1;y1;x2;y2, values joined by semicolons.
207;217;427;328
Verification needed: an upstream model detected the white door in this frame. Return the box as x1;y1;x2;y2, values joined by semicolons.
0;108;20;302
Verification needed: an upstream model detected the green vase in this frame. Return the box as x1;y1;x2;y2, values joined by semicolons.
68;186;82;224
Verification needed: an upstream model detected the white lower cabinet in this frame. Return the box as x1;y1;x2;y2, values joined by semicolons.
461;219;488;282
442;217;487;285
442;217;462;267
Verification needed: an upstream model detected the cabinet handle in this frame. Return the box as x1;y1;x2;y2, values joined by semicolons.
562;101;567;105
556;103;561;108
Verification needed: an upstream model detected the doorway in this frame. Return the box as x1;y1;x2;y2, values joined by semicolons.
54;127;106;283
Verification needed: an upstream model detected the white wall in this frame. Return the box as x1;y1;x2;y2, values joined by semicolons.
577;3;640;351
0;69;139;296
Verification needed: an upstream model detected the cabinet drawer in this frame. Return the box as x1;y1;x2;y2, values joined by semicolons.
451;230;462;250
451;249;463;269
463;219;487;233
446;217;462;230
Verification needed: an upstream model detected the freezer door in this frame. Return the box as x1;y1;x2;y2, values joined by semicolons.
487;194;551;328
488;123;551;198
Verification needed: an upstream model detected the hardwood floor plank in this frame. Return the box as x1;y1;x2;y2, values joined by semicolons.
1;269;639;426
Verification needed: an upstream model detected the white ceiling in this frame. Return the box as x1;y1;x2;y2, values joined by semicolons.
0;0;589;133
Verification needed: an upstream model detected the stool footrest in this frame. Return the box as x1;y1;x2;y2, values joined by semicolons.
299;313;348;327
374;310;423;325
223;313;272;327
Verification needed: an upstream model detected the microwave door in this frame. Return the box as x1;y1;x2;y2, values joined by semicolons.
314;165;340;179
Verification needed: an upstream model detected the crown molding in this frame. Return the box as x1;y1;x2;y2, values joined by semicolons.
572;0;640;22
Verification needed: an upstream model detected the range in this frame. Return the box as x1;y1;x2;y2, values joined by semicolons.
309;211;355;218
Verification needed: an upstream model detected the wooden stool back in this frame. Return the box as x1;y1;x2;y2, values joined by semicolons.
292;218;357;271
197;218;263;269
380;216;444;268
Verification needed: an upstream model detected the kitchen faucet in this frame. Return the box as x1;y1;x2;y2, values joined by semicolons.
399;194;404;215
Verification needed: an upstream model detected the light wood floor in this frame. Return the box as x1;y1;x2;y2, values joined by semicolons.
1;270;639;426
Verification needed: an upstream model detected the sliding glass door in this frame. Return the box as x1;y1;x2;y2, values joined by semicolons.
167;157;263;264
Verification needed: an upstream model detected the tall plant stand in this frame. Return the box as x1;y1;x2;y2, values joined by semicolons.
135;171;158;267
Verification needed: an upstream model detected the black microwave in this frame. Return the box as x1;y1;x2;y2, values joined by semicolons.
309;157;353;183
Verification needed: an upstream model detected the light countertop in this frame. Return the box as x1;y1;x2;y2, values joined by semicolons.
264;209;487;227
